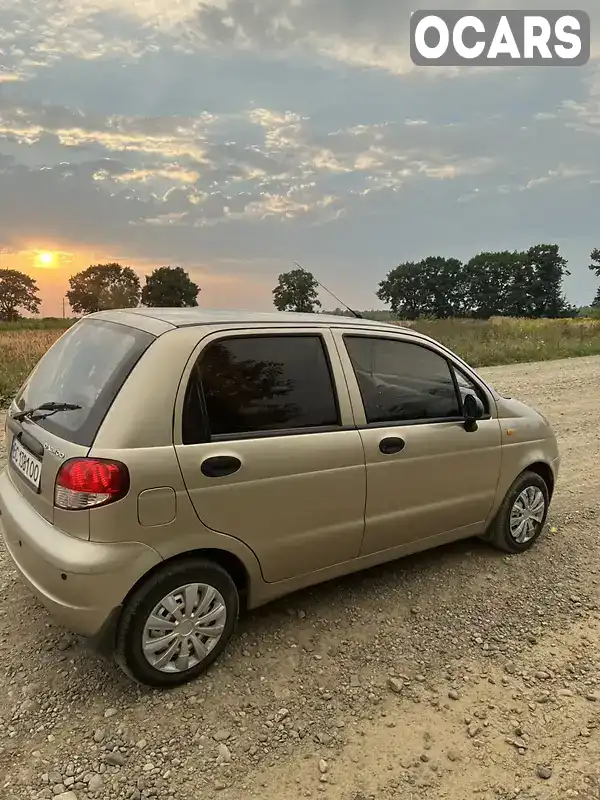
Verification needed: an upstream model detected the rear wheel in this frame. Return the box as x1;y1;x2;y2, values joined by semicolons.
115;559;239;688
484;470;550;554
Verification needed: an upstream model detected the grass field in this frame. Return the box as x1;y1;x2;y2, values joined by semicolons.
2;315;600;407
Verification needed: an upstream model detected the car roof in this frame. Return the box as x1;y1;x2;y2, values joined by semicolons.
83;307;499;396
87;306;412;332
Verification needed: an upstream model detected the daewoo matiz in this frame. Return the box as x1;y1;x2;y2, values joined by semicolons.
0;309;560;687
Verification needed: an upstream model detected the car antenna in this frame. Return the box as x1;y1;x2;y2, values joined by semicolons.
293;261;363;319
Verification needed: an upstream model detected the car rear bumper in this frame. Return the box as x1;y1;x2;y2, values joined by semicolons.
0;467;162;639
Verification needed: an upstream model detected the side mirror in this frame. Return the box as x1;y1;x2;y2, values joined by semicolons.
463;392;484;431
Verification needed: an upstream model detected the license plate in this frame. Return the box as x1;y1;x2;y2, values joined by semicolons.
10;437;43;492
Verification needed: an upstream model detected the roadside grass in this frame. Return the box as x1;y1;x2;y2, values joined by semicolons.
406;316;600;368
2;315;600;407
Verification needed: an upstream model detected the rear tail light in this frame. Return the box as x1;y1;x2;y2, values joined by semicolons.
54;458;130;510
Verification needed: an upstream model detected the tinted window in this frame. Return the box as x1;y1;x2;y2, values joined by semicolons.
345;336;461;424
183;335;340;440
15;319;155;446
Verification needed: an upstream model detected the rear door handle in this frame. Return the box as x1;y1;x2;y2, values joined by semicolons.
201;455;242;478
379;436;405;455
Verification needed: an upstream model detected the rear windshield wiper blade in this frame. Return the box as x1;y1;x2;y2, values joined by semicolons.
12;402;82;422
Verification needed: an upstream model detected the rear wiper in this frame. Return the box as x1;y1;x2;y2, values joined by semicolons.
12;402;82;422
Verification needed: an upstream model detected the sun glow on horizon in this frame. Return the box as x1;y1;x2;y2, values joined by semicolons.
36;251;57;267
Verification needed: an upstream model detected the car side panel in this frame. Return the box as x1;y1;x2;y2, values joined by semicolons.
88;325;271;586
330;328;504;554
172;327;367;584
355;419;503;554
175;431;367;582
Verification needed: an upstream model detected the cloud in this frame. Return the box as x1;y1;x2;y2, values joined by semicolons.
2;95;597;245
558;64;600;134
1;0;600;314
3;0;597;80
191;0;600;75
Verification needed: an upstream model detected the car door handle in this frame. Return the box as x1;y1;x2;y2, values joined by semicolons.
201;456;242;478
379;436;405;455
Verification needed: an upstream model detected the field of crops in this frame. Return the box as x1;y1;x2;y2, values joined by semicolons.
0;320;74;406
2;315;600;407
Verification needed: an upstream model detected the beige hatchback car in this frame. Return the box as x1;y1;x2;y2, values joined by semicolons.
0;309;560;688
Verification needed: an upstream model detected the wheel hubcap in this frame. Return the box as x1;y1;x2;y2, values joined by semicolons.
509;486;546;544
142;583;227;673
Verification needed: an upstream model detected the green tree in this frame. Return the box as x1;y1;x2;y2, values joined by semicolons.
462;246;570;318
376;261;424;319
273;268;321;313
141;266;200;307
378;244;573;320
66;263;141;314
463;251;523;318
589;248;600;308
0;269;41;321
522;244;571;317
377;257;467;319
418;256;468;318
504;251;538;317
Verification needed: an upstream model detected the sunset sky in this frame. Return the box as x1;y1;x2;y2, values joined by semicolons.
1;0;599;317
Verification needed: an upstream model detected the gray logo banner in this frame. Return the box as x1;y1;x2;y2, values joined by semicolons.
410;10;590;66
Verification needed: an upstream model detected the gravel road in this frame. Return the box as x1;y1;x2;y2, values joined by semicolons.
1;355;600;800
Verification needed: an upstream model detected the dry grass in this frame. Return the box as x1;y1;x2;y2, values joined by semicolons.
2;316;600;407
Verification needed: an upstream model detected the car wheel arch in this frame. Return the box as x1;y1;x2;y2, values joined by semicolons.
121;547;252;613
523;460;555;499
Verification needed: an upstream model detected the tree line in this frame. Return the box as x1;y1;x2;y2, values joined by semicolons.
273;244;600;319
1;243;600;322
0;263;200;321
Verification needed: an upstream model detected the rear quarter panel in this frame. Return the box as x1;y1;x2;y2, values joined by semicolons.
88;325;265;593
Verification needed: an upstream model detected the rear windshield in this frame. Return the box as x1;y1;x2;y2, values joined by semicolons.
15;318;155;446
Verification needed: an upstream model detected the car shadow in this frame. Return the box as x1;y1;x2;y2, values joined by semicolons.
22;527;544;699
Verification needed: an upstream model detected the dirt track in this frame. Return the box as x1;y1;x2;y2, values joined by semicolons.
1;355;600;800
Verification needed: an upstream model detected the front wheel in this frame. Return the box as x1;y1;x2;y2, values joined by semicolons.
484;470;550;554
115;559;239;688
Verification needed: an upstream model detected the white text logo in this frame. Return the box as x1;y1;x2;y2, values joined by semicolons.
410;11;590;66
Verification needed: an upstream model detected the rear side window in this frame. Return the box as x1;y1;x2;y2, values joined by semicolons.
344;336;462;424
182;334;340;441
15;318;155;446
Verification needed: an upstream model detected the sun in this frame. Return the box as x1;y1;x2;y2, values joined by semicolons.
37;251;56;267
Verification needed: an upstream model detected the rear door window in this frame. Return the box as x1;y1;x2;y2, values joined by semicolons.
14;318;155;446
182;334;340;442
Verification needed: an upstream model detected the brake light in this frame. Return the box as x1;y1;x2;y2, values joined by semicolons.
54;458;129;510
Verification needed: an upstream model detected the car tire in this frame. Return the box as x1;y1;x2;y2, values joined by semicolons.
484;470;550;554
114;558;239;689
